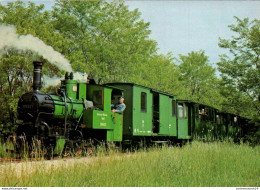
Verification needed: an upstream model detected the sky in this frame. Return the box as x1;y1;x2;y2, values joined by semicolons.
1;0;260;65
125;1;260;65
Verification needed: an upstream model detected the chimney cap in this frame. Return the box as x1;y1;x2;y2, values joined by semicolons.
33;60;44;65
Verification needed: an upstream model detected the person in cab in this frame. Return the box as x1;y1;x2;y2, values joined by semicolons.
111;96;126;114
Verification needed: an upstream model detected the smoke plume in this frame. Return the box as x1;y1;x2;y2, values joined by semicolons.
43;72;88;87
0;24;72;72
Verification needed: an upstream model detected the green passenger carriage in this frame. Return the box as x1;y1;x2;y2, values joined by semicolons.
106;83;179;143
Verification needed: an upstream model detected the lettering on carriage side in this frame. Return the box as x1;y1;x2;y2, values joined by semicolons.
100;123;107;127
97;113;108;117
101;117;105;120
142;120;145;128
169;124;172;128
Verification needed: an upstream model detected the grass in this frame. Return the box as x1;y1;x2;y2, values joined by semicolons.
0;140;259;187
0;141;14;158
0;138;47;161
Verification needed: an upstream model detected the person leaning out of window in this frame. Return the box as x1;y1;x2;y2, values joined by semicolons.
111;96;126;114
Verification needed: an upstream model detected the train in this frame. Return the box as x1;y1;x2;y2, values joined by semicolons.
15;61;251;154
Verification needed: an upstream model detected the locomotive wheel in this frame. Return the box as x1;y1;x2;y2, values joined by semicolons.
87;147;93;155
62;140;96;157
76;149;82;155
63;141;83;157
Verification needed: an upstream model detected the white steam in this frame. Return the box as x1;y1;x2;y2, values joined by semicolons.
74;72;88;82
42;75;63;87
0;24;89;87
0;24;72;72
43;72;88;87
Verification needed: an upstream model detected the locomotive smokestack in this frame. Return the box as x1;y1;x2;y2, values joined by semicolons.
33;61;44;91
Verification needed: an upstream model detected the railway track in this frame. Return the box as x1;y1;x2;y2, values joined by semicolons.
0;151;133;180
0;145;121;164
0;156;100;179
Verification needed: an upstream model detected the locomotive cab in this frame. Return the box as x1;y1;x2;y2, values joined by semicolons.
82;84;124;142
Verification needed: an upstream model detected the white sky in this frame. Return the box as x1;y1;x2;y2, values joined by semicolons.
125;1;260;65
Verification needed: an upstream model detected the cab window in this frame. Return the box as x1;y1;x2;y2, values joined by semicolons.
93;90;103;105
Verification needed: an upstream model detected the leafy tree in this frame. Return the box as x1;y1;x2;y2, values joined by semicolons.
177;50;221;107
218;17;260;117
0;1;62;134
0;49;35;133
132;52;183;95
218;81;255;118
51;0;157;82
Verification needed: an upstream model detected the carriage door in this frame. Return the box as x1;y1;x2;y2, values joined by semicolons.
188;104;192;136
177;102;188;139
152;92;159;133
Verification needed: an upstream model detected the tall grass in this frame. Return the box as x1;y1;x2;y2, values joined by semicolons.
0;140;259;187
0;141;14;158
0;138;48;161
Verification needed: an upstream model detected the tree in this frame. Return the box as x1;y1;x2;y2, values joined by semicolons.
218;17;260;117
0;1;63;134
51;0;157;82
177;50;221;107
0;49;35;133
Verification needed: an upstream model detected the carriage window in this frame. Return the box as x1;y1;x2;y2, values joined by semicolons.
209;109;213;121
141;92;147;112
230;115;233;125
172;100;176;116
234;116;237;123
195;105;199;119
216;115;220;124
220;115;224;125
178;103;184;118
184;104;187;118
212;110;216;122
93;90;103;105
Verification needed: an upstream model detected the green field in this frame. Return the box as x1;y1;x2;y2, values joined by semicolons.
0;141;259;187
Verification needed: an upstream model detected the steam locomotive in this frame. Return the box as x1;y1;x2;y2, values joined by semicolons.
16;61;249;154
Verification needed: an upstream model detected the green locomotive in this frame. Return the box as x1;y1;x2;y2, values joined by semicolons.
16;61;247;154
